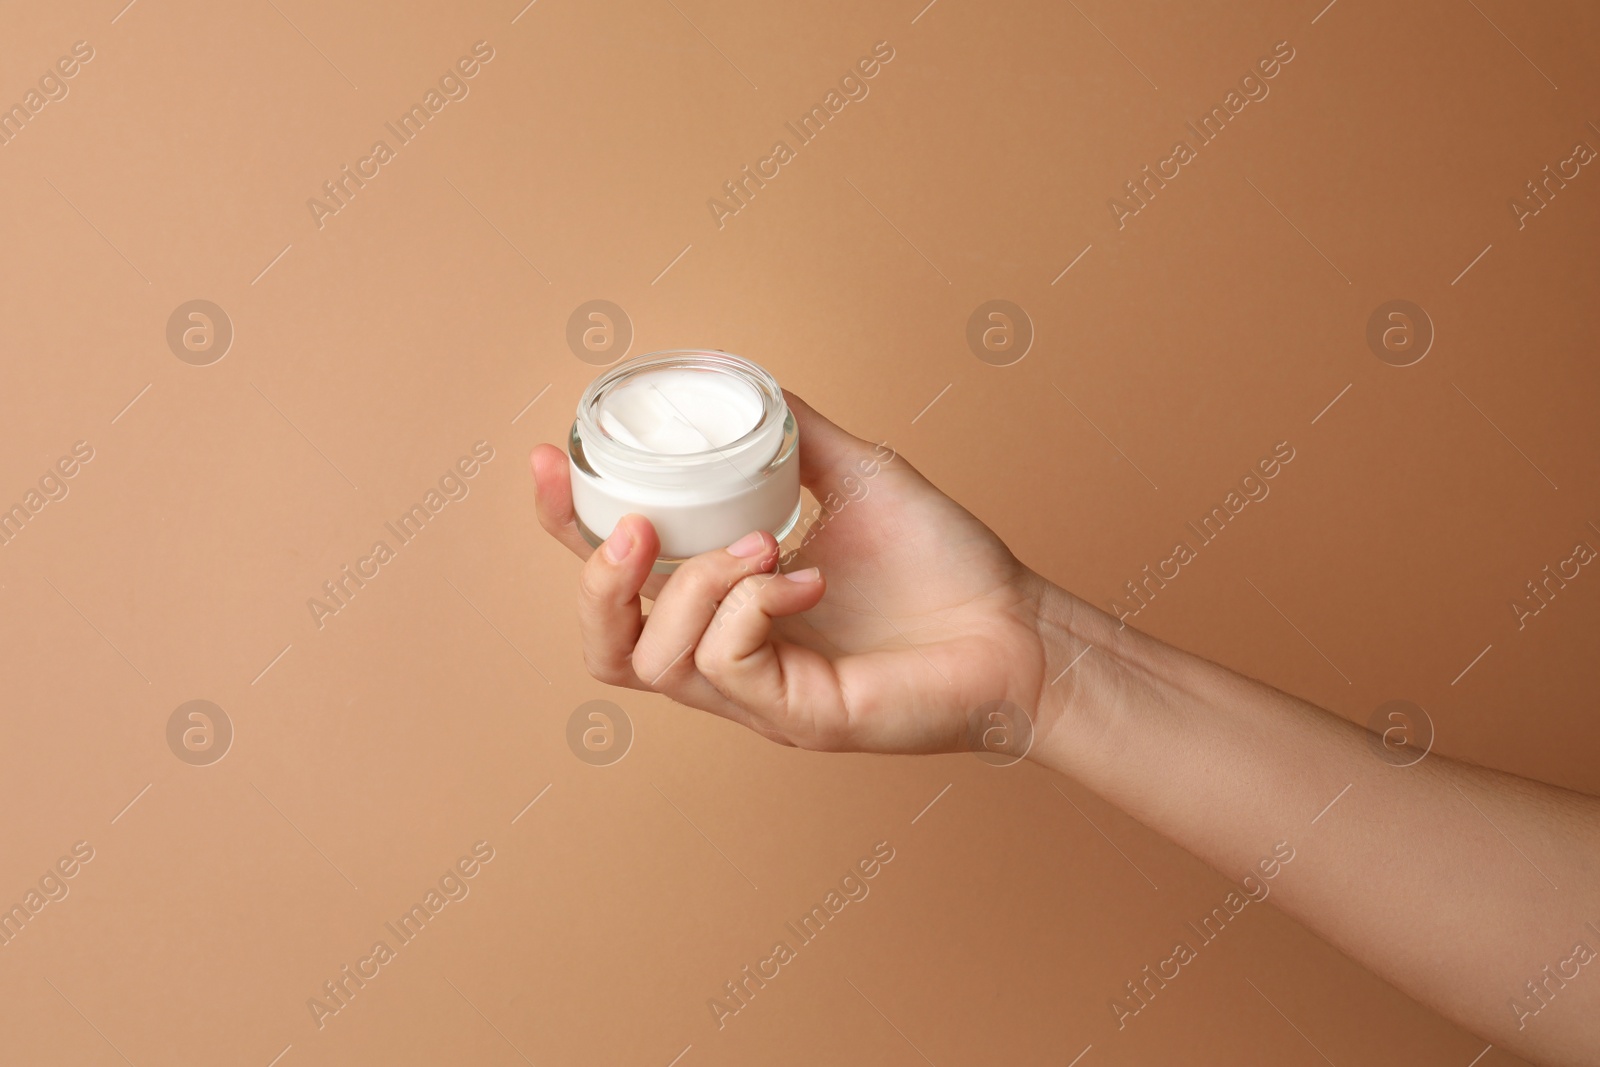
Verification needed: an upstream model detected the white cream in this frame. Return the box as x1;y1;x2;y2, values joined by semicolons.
596;368;763;454
569;352;801;566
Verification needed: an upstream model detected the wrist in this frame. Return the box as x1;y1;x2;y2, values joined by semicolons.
1023;574;1150;778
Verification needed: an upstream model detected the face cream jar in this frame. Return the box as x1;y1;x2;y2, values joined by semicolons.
568;350;801;568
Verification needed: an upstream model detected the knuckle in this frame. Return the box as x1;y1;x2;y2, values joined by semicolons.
681;550;770;597
676;554;741;597
727;573;771;608
576;564;614;605
655;564;739;628
692;641;726;681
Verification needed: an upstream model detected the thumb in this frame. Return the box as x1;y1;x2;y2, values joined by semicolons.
783;390;897;492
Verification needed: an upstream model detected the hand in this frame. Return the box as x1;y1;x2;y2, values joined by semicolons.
529;392;1058;754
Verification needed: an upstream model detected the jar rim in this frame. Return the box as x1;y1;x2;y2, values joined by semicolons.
575;350;784;464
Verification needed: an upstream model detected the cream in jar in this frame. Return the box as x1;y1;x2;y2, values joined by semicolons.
568;351;801;567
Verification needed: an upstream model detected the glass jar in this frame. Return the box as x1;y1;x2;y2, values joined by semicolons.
568;350;801;569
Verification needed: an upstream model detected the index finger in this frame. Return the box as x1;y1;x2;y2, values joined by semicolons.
530;443;594;559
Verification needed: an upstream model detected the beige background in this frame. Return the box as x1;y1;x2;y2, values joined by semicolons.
2;0;1598;1063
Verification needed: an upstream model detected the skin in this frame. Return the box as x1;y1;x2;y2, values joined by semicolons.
531;391;1600;1066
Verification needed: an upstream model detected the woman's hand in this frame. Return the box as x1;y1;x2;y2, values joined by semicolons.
529;391;1058;754
534;390;1600;1065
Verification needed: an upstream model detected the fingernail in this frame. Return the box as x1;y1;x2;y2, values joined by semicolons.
727;531;767;558
603;524;634;563
784;566;821;583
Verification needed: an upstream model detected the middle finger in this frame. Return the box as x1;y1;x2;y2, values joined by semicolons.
630;530;779;696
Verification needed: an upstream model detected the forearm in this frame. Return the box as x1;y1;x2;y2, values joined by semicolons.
1027;581;1600;1065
